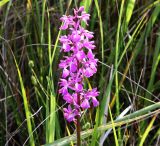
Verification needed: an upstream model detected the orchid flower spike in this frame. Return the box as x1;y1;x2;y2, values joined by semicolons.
59;6;99;122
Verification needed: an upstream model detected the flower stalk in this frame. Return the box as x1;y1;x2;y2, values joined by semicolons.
76;94;81;146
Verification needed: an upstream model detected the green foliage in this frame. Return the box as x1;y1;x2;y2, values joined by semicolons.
0;0;160;146
0;0;9;7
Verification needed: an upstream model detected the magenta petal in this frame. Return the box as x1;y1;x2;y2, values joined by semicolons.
91;97;99;107
60;23;68;30
81;99;90;109
85;32;94;39
76;42;83;50
59;79;69;95
76;51;85;61
63;106;75;122
62;68;69;78
83;41;95;50
84;68;93;77
75;83;83;92
87;50;94;59
63;93;73;103
72;93;80;108
64;111;75;122
59;61;66;68
72;93;78;103
60;15;74;30
86;88;99;98
72;34;81;42
63;44;71;52
59;87;68;95
63;106;79;122
59;35;71;44
79;6;84;12
81;12;90;24
70;63;77;72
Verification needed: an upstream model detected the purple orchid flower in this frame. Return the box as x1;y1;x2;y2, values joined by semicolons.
59;6;99;122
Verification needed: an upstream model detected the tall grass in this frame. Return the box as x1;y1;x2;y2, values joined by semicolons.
0;0;160;146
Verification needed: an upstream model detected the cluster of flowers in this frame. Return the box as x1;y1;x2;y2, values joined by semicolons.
59;6;99;122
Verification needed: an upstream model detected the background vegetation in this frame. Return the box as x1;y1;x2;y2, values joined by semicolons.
0;0;160;145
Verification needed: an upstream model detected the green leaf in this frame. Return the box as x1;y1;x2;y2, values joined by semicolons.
0;0;9;7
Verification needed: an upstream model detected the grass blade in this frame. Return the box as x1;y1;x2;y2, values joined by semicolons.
0;0;9;7
109;106;119;146
43;102;160;146
139;115;157;146
94;0;104;63
12;53;35;146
